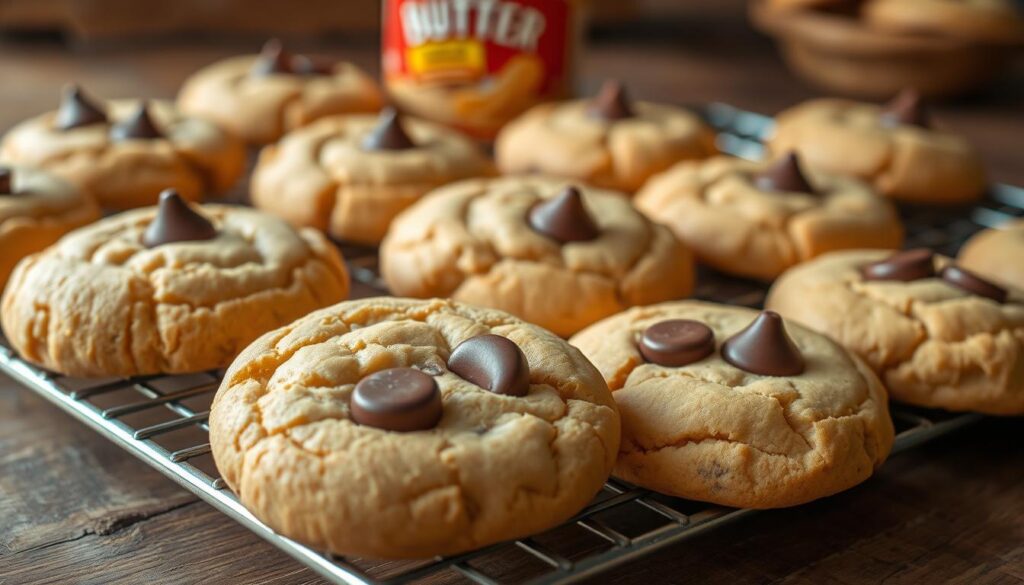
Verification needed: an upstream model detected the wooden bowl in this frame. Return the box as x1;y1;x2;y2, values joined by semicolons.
749;0;1021;99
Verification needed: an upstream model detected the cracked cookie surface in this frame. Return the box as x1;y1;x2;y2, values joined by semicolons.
958;219;1024;292
380;177;695;337
208;297;620;559
570;300;894;508
768;98;986;204
0;100;245;210
251;114;493;245
635;155;904;280
767;250;1024;414
1;204;349;377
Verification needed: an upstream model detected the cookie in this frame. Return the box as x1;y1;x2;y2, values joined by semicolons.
864;0;1024;44
768;91;987;204
251;108;493;245
495;80;717;193
635;153;903;281
0;86;245;210
380;176;696;337
1;190;349;377
958;220;1024;291
766;249;1024;414
178;40;384;145
569;300;893;509
208;297;620;559
0;164;99;291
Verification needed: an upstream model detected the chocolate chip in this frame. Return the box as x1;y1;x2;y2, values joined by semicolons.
754;152;816;195
639;319;715;367
0;167;11;195
528;186;600;243
880;89;929;129
587;80;634;121
447;334;530;397
721;311;804;377
861;248;935;282
250;39;293;76
142;189;218;248
940;265;1007;303
361;108;416;151
109;102;164;141
54;84;107;130
349;368;443;432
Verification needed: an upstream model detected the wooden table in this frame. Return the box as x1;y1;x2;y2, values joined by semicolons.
2;12;1024;584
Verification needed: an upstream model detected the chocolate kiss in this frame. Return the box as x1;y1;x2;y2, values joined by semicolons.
350;368;443;432
880;89;929;129
639;320;716;367
587;80;634;121
862;248;935;282
721;311;805;377
0;167;12;195
361;108;416;151
109;102;164;141
290;54;332;76
940;265;1007;303
755;152;816;195
250;39;293;76
528;186;600;243
54;85;107;130
448;334;530;397
142;189;217;248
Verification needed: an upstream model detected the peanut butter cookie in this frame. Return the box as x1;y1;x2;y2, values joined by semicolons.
958;219;1024;291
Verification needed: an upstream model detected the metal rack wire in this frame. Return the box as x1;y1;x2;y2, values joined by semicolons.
0;103;1015;585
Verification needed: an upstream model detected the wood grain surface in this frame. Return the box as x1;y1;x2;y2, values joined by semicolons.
1;7;1023;584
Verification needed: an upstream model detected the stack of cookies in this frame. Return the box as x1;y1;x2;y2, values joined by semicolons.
1;42;1020;564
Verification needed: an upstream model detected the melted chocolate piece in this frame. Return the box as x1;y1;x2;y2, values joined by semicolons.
940;265;1007;303
350;368;443;432
0;167;12;195
250;39;293;76
880;89;929;129
142;189;218;248
721;311;804;377
862;248;935;282
754;152;816;194
361;108;416;151
54;85;107;130
587;80;634;121
639;319;715;367
109;102;164;141
447;334;530;397
528;186;600;243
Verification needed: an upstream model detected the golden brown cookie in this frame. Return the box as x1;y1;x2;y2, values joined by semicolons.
0;164;99;291
495;81;717;193
958;219;1024;290
864;0;1024;44
570;300;894;509
0;86;245;210
768;93;987;204
209;297;620;559
251;109;493;245
178;40;384;145
1;190;349;377
380;176;696;337
766;249;1024;414
636;153;903;281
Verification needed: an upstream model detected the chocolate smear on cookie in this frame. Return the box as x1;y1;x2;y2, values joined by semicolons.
639;319;715;367
110;102;164;141
142;189;218;248
528;186;600;243
755;152;816;195
880;89;929;129
55;85;107;131
448;334;530;397
350;367;443;431
250;38;293;76
588;80;635;121
0;167;12;195
862;248;935;282
362;108;416;151
722;311;804;376
940;265;1007;303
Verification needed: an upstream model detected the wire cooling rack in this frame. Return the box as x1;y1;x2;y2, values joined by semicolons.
0;103;1016;585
